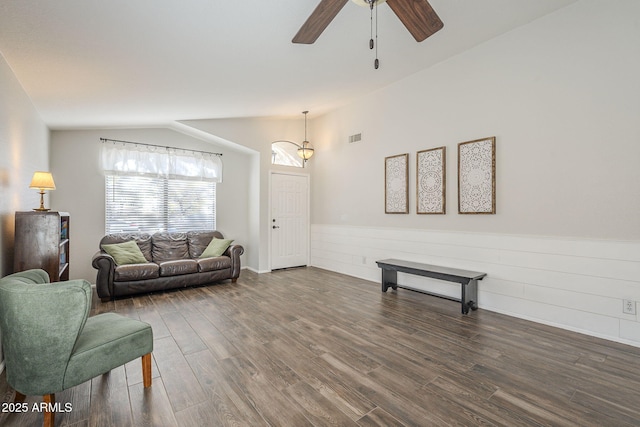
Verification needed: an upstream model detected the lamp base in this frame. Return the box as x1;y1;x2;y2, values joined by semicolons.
33;190;50;211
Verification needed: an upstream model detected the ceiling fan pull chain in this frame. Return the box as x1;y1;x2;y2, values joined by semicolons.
374;0;379;69
369;1;374;49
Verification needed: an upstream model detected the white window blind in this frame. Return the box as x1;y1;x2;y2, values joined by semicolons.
105;175;215;234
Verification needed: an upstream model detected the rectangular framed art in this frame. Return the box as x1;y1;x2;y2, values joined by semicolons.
385;153;409;214
458;136;496;214
416;146;446;214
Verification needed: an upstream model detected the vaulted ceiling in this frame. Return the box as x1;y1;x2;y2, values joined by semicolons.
0;0;576;128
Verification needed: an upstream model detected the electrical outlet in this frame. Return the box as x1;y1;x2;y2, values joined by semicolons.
623;299;636;315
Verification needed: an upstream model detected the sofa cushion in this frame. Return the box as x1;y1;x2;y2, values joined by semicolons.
200;238;233;258
158;260;198;277
197;256;231;272
187;230;224;258
101;233;152;262
114;263;160;281
152;232;189;262
101;241;148;265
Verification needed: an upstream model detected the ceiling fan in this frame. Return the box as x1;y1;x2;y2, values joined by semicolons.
292;0;444;45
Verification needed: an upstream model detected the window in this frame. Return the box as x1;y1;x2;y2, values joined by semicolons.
105;175;215;234
271;140;304;168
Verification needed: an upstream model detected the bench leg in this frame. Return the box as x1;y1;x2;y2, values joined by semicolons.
381;269;398;292
461;279;479;314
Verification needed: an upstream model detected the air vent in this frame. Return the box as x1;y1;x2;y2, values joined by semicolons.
348;133;362;144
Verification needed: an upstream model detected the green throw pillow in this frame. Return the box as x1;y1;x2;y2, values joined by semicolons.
200;238;233;258
101;240;148;265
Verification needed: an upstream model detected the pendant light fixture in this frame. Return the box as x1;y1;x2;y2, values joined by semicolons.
297;111;314;162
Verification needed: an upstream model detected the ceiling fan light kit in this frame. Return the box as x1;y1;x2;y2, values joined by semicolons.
292;0;443;69
351;0;387;7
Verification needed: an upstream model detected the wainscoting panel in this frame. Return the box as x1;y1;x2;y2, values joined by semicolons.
310;224;640;347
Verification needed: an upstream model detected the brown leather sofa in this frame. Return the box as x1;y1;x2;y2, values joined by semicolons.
92;230;243;302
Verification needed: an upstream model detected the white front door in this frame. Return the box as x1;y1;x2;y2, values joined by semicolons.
271;173;309;270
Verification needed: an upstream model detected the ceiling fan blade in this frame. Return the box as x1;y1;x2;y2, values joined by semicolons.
386;0;443;42
292;0;349;44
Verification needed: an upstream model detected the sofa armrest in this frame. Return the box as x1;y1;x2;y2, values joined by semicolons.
91;251;116;300
226;244;244;280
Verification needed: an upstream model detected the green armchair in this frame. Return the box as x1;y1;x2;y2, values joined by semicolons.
0;269;153;427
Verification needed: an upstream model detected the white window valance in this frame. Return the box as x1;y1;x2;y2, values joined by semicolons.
100;141;223;183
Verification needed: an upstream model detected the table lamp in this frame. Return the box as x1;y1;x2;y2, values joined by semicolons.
29;171;56;211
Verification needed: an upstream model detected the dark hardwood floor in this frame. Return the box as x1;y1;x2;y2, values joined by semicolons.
2;267;640;426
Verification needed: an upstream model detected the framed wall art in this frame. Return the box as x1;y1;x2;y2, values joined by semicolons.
416;146;446;214
385;153;409;214
458;137;496;214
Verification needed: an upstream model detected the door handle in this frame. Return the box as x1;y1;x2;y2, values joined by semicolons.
272;225;280;229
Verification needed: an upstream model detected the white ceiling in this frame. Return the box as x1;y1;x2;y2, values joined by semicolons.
0;0;577;128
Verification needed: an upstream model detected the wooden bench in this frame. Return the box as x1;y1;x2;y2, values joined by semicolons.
376;259;486;314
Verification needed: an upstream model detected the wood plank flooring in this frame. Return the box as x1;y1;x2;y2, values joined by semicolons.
2;266;640;426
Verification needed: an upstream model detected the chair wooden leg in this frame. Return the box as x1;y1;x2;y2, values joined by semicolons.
43;394;55;427
14;391;26;402
142;353;152;388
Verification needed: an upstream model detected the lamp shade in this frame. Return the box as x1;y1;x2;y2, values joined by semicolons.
29;172;56;190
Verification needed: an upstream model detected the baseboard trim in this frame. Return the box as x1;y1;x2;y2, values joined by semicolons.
484;306;640;349
243;266;271;274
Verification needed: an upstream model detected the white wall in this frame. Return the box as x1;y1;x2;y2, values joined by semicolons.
50;128;252;282
0;52;50;371
0;54;50;276
310;0;640;345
